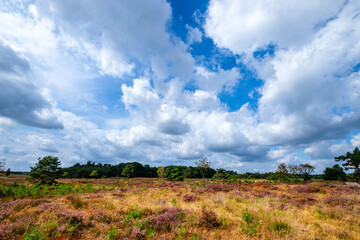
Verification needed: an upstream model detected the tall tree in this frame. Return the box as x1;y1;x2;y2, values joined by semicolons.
0;159;5;174
335;147;360;180
29;156;62;184
157;166;166;181
195;158;211;185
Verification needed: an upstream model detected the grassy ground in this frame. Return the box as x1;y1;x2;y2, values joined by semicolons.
0;176;359;239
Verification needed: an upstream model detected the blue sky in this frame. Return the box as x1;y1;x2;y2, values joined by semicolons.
1;0;360;173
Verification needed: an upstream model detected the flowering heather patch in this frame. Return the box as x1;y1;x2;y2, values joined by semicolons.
131;227;146;240
293;185;321;193
59;209;86;225
195;183;235;193
323;196;357;208
0;223;14;238
182;194;199;202
0;176;359;239
146;207;184;231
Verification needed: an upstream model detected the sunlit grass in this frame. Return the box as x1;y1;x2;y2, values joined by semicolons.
0;176;359;239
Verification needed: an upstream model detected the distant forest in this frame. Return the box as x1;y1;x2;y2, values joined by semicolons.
60;161;276;180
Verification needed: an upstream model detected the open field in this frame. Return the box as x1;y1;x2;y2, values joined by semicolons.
1;176;359;240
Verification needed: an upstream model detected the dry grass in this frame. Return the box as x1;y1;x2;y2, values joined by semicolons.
0;176;359;239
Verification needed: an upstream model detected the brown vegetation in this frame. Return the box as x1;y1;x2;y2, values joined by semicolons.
0;176;359;239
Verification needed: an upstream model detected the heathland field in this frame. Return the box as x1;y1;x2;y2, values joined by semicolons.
0;176;359;240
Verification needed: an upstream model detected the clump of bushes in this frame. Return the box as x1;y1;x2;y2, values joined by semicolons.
146;207;184;231
182;194;199;202
198;208;220;229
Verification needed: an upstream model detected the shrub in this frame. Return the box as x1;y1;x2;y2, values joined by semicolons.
146;207;183;231
183;194;199;202
131;227;146;240
271;220;291;234
67;195;84;209
198;208;220;229
60;209;86;225
240;208;259;236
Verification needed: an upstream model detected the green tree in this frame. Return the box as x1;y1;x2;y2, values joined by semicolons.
29;156;62;184
335;147;360;180
121;163;136;178
89;170;99;178
299;164;315;181
323;164;346;180
157;166;166;181
196;158;211;185
213;168;228;179
166;167;185;181
5;168;10;176
0;159;5;174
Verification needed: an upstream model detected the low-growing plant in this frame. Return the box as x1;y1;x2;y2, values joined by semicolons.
271;220;291;234
240;208;259;236
107;226;119;240
67;195;84;209
198;208;220;229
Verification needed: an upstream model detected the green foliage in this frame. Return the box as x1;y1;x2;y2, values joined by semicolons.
121;164;136;178
29;156;61;184
166;167;185;181
335;147;360;179
23;227;46;240
240;208;259;236
0;182;99;198
212;168;237;179
323;164;346;180
107;226;119;240
130;205;142;219
195;158;211;184
89;170;99;178
157;166;166;180
271;220;291;234
5;168;10;176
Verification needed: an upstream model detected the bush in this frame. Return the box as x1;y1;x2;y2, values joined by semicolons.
198;208;219;229
271;220;291;234
29;156;62;184
146;207;183;231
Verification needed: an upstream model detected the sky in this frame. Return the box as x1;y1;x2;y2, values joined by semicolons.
1;0;360;173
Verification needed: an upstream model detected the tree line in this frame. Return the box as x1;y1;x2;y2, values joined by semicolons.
3;147;358;184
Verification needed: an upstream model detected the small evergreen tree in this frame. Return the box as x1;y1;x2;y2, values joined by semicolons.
29;156;62;184
5;168;10;176
323;164;346;180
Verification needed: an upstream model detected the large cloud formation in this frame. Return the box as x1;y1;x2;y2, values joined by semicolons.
0;39;63;129
0;0;360;172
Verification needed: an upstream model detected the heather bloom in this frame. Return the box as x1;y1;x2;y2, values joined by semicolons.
60;209;86;225
146;207;183;231
182;194;199;202
131;227;146;240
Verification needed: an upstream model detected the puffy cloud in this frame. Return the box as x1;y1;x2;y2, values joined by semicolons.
205;0;346;53
0;39;63;129
186;24;202;44
35;0;195;81
195;66;241;94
